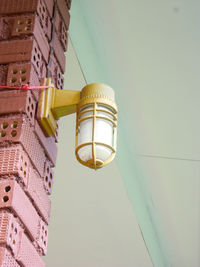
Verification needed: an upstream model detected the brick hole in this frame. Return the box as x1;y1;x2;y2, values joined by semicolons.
31;104;34;110
48;181;51;188
20;68;26;74
28;97;31;103
14;228;17;234
45;230;47;236
18;20;24;25
50;173;53;180
9;234;12;241
36;61;40;67
25;26;31;31
16;28;22;33
26;19;32;25
42;225;44;231
3;196;9;202
4;185;11;192
45;176;48;182
11;130;17;137
12;239;15;246
27;106;30;112
24;170;26;177
47;167;49;174
11;121;18;128
0;131;6;137
41;236;44;241
20;76;26;82
11;223;14;229
33;55;36;62
1;122;8;129
44;241;46;246
11;77;17;83
12;69;18;74
34;47;37;53
30;112;33;118
38;53;41;60
25;161;27;167
45;17;48;27
20;167;23;172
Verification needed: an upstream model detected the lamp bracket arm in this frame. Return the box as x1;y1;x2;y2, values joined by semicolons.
51;88;81;119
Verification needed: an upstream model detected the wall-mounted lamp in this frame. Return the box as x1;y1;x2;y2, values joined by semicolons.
37;78;118;169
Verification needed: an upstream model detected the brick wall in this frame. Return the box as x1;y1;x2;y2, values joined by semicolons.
0;0;71;266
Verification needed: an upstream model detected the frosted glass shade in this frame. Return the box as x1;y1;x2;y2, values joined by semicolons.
76;104;116;168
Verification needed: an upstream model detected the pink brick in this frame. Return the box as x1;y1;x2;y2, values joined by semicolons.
0;117;47;176
0;145;29;187
17;232;45;266
66;0;72;9
53;32;66;73
0;39;33;64
28;167;51;224
55;9;68;51
48;54;64;89
7;63;40;96
0;65;8;86
0;0;53;19
0;145;51;224
34;120;58;166
0;0;38;15
0;211;22;256
11;15;50;63
0;211;45;266
57;0;70;29
43;160;54;195
0;180;48;253
0;247;20;267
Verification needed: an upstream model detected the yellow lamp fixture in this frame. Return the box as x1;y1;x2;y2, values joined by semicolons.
37;78;118;169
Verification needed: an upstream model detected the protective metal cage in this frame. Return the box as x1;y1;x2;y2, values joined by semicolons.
75;101;118;169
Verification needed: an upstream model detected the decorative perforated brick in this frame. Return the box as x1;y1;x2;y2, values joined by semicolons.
36;219;48;255
0;145;29;187
52;32;66;73
37;0;52;40
0;211;22;256
0;180;47;250
34;120;57;166
60;21;68;51
0;145;51;224
48;54;64;89
43;160;54;195
17;234;45;267
0;65;8;86
32;39;46;75
54;121;59;143
55;8;68;51
28;167;51;224
0;247;20;267
0;16;11;41
17;232;45;267
57;0;70;29
7;63;35;86
0;0;38;15
0;211;45;266
0;39;33;64
11;15;35;37
0;117;47;176
66;0;72;9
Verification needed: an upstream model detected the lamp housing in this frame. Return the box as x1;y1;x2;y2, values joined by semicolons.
37;79;118;169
